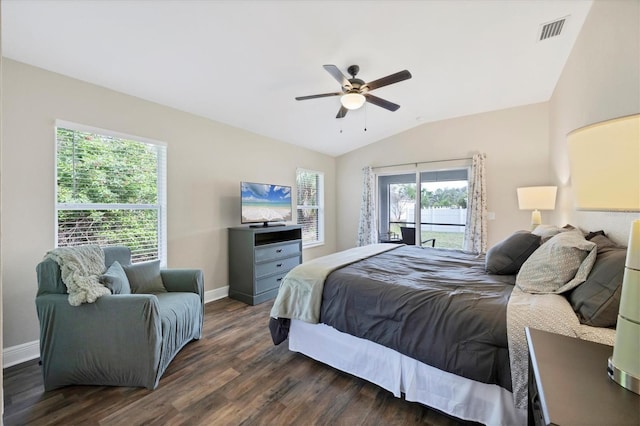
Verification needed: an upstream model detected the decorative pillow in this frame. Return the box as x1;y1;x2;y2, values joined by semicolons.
531;225;564;243
485;231;541;275
123;260;167;294
516;230;597;294
588;234;620;251
585;230;606;240
100;261;131;295
568;247;626;327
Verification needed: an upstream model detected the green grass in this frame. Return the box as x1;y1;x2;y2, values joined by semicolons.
389;225;464;249
420;231;464;249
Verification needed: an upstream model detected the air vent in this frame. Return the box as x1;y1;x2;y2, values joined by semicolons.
538;16;568;41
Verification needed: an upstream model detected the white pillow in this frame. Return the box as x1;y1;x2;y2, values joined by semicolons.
532;224;574;243
516;230;597;294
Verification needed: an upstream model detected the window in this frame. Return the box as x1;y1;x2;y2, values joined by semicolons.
379;168;468;249
296;168;324;247
55;121;167;264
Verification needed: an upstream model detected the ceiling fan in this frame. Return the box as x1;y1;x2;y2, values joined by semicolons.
295;65;412;119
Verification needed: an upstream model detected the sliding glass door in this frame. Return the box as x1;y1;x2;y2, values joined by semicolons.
378;169;468;249
378;173;416;242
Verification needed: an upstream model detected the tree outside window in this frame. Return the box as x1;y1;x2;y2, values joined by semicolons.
380;170;468;249
56;123;166;263
296;169;324;246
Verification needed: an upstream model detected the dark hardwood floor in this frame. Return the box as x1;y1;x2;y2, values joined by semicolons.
4;298;469;425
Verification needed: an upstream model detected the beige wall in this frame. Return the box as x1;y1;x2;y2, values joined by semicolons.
1;59;336;349
336;0;640;251
549;0;640;244
336;102;551;250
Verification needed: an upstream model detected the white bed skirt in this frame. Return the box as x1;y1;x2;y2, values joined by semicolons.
289;320;526;426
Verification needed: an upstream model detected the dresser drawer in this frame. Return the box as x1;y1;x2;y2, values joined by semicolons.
256;273;287;294
255;241;301;262
255;256;300;278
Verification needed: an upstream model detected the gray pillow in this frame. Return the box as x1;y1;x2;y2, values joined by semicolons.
516;230;597;294
485;231;541;275
588;234;620;251
123;260;167;294
568;247;626;327
100;260;131;295
585;230;606;240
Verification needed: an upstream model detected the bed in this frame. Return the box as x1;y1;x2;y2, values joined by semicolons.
269;228;622;425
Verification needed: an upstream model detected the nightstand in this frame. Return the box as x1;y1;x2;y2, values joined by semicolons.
526;327;640;426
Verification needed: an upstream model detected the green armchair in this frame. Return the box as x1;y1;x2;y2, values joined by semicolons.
35;246;204;390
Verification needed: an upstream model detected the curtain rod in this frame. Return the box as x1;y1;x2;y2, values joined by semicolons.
372;156;473;170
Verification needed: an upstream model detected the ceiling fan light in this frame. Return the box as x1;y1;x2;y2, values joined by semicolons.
340;93;366;110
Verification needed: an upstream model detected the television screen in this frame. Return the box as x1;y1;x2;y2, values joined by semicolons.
241;182;292;225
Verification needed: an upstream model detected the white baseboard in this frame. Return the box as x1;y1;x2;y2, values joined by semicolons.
3;340;40;368
3;287;230;370
204;286;229;304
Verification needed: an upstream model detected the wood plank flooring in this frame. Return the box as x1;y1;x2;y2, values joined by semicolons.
3;298;470;425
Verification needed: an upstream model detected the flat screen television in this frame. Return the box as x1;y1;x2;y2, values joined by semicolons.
241;181;292;227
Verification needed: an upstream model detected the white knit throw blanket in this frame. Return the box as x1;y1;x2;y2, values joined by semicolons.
270;243;400;323
45;245;110;306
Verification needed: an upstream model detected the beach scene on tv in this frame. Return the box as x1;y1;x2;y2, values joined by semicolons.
241;182;292;224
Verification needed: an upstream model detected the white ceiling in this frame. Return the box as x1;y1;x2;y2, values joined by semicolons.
2;0;593;157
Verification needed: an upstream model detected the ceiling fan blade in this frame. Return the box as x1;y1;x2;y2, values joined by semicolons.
364;70;412;91
295;92;342;101
336;105;348;119
365;94;400;111
323;65;352;90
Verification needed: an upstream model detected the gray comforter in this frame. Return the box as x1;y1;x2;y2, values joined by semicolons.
319;246;515;390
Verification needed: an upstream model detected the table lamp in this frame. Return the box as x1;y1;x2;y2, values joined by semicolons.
516;186;557;230
568;113;640;395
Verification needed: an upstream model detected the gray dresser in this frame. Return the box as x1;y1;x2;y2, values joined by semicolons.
228;225;302;305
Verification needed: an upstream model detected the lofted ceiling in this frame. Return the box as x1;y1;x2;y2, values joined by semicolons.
2;0;593;156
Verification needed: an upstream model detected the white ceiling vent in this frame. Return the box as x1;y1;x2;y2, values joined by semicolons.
538;16;569;41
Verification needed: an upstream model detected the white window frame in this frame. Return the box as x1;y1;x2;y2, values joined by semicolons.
296;168;325;248
54;120;167;265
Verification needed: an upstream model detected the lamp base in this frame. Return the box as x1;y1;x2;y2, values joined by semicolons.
530;209;542;231
608;356;640;395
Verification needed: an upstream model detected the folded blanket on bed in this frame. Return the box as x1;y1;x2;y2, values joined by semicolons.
506;286;615;409
270;243;400;323
45;245;109;306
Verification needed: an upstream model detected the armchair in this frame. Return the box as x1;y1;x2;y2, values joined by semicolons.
35;246;204;390
400;226;436;247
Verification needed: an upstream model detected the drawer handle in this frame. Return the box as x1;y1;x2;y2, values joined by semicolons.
276;249;283;253
276;263;283;267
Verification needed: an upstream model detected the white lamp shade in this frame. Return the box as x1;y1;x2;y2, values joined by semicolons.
340;93;366;110
567;114;640;211
516;186;557;210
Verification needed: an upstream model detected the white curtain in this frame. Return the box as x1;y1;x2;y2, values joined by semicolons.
356;166;377;246
464;153;488;253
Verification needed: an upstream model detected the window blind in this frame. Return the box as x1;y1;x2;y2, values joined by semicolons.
296;169;324;246
55;122;167;264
